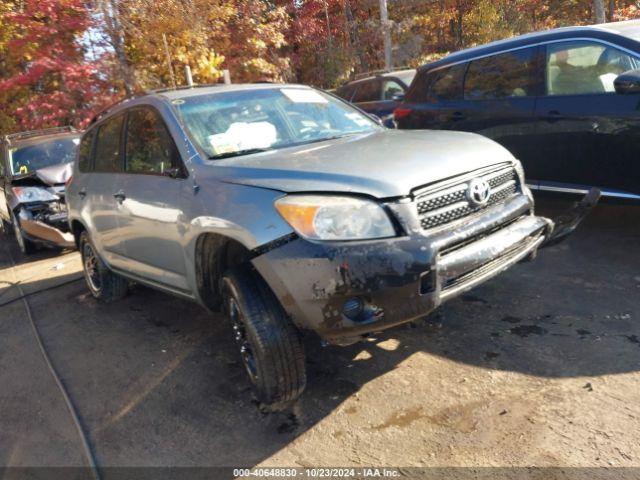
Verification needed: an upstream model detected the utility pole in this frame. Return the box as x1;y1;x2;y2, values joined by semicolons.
594;0;606;23
379;0;392;71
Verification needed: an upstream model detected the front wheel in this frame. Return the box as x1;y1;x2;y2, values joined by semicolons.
80;231;128;302
221;267;306;410
11;211;36;255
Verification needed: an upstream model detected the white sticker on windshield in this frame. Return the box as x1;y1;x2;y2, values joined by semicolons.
345;112;372;127
281;88;328;104
208;121;277;155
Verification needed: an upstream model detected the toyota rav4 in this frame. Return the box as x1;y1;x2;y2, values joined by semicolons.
66;84;598;409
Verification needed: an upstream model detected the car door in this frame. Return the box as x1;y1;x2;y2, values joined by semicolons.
455;46;544;174
115;106;190;292
84;113;128;263
532;39;640;196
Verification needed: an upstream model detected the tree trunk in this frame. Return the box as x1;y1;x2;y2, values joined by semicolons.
379;0;392;70
609;0;615;21
345;0;368;74
593;0;606;24
101;0;136;96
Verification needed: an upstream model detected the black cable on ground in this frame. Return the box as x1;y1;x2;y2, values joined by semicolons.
0;276;83;308
4;248;101;480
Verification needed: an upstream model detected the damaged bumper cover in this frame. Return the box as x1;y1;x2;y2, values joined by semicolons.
16;206;75;249
253;190;598;345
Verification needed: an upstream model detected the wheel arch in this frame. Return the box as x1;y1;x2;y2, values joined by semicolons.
194;232;254;311
70;219;88;248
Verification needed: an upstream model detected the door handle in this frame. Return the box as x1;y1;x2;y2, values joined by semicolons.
113;190;126;203
451;111;465;121
78;188;87;198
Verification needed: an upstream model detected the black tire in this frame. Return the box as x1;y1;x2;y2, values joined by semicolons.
221;266;306;410
11;211;36;255
80;231;128;302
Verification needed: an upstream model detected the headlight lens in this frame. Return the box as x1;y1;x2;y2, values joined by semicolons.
275;195;396;241
12;186;58;203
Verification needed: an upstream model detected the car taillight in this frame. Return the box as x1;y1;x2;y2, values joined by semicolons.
65;175;73;188
393;107;412;120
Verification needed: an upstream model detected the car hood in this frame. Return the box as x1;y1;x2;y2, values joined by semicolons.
12;162;73;187
211;130;515;198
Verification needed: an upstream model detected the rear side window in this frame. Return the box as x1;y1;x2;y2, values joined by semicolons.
78;129;95;172
407;64;466;103
93;115;124;173
125;107;180;175
465;47;542;100
352;80;381;103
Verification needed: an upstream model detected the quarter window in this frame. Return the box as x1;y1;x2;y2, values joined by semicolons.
465;47;542;100
93;114;124;173
546;41;640;95
125;108;180;175
429;63;466;101
78;129;95;172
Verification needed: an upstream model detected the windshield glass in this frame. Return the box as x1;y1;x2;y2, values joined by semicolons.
174;87;379;159
10;137;80;175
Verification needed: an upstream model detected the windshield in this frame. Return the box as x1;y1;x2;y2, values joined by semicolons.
10;137;80;175
174;87;379;159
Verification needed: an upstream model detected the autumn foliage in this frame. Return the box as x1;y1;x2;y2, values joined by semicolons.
1;0;640;135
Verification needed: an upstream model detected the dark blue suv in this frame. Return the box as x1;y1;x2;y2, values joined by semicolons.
395;20;640;201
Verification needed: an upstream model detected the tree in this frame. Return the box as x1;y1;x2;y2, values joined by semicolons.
0;0;117;133
594;0;607;22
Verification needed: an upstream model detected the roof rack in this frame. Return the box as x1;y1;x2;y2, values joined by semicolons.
4;126;78;145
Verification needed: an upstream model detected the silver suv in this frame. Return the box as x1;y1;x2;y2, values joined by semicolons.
67;84;597;409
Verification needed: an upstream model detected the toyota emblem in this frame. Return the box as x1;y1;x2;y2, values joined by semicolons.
467;178;491;206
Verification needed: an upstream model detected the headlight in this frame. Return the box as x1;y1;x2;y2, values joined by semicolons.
275;195;396;241
12;186;58;203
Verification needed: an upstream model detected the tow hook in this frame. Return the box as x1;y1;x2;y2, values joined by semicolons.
542;187;601;248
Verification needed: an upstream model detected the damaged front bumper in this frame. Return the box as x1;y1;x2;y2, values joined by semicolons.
253;190;598;345
16;204;75;249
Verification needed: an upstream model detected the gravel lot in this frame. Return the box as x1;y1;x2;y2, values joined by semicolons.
1;197;639;476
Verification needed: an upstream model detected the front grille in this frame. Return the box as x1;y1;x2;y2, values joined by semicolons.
416;165;519;231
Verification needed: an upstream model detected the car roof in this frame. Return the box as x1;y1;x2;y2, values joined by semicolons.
421;20;640;70
340;69;417;87
4;127;80;148
88;83;323;125
154;83;314;100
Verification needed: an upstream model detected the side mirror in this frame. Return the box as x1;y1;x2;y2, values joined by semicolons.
614;69;640;94
368;113;384;126
391;92;405;102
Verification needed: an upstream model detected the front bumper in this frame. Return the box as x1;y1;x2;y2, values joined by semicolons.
17;207;75;249
253;194;553;345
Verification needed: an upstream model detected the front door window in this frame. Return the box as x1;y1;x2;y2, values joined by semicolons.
546;40;640;95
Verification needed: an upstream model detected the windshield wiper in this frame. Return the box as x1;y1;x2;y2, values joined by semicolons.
208;148;271;160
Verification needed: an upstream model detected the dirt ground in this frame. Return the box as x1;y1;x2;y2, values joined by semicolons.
1;197;639;475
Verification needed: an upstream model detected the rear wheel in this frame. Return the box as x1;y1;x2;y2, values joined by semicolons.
11;211;36;255
221;266;306;410
80;231;128;302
